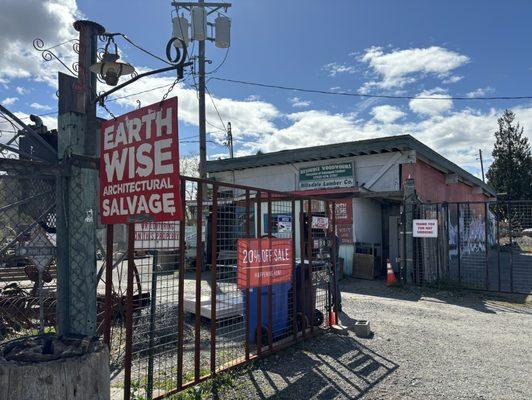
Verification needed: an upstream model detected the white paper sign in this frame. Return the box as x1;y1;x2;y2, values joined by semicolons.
413;219;438;238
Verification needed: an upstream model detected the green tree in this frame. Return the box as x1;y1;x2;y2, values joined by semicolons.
486;109;532;200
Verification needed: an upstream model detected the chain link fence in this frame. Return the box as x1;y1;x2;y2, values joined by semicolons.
412;200;532;294
0;161;57;342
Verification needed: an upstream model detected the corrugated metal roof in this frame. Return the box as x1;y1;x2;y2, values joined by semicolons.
205;134;495;195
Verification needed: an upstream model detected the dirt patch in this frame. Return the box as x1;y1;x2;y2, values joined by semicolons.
216;278;532;399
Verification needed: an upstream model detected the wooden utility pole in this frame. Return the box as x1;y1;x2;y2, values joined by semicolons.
56;20;104;337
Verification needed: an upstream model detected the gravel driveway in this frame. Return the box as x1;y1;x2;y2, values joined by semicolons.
217;278;532;400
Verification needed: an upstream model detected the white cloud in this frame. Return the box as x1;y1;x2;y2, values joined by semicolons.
15;86;29;95
323;62;356;77
371;105;405;123
409;88;453;116
442;75;463;84
289;97;311;108
242;106;532;176
359;46;469;91
0;0;79;85
109;73;280;144
1;97;19;106
466;87;494;98
30;102;52;111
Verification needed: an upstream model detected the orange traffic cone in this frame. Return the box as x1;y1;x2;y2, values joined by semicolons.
386;259;398;286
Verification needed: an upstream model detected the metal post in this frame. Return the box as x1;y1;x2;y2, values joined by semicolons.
56;20;105;337
306;200;314;332
331;201;338;322
299;199;306;337
147;251;159;400
484;202;489;290
508;201;513;292
210;184;218;374
403;178;415;283
256;191;262;355
267;193;273;351
194;183;203;381
291;199;297;340
177;180;186;388
244;190;251;360
457;203;461;285
103;224;114;346
123;223;135;400
198;0;207;178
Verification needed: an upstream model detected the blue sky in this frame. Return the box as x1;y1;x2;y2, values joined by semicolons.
2;0;532;177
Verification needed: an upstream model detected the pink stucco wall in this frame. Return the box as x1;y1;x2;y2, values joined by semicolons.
402;160;488;202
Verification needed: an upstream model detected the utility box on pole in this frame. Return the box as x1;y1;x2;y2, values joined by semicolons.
56;20;105;337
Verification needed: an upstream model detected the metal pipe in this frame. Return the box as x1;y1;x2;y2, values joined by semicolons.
123;223;135;400
103;224;114;346
256;191;262;355
299;199;306;337
306;199;314;332
267;193;273;351
194;182;203;382
244;190;251;361
147;250;159;400
177;179;186;388
210;184;218;374
291;198;297;341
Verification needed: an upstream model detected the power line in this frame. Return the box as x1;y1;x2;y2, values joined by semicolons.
205;84;227;131
211;77;532;101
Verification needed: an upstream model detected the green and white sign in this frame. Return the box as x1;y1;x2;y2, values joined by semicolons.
299;162;354;190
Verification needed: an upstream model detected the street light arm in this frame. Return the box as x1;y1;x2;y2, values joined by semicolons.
93;62;192;105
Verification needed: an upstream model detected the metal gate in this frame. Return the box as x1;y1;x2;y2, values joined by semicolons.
102;176;339;399
411;200;532;294
0;107;59;343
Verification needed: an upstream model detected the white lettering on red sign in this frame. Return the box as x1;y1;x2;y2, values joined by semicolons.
99;97;182;224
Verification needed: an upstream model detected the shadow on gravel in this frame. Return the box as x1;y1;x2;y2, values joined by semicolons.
226;333;398;400
339;278;531;315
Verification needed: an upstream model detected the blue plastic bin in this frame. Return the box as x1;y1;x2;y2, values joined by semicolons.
247;281;292;343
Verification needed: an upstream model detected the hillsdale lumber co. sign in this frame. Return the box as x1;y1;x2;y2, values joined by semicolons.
99;97;183;224
299;162;354;190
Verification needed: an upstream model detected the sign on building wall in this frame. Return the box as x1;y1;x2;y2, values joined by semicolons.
299;162;354;190
413;219;438;238
336;225;354;244
330;199;353;223
99;97;183;224
237;238;293;288
134;222;180;249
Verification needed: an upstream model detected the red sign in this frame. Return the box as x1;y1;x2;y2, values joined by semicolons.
237;238;293;289
99;97;182;224
331;199;352;223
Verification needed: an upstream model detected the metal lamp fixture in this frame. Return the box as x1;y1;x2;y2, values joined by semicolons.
89;35;135;86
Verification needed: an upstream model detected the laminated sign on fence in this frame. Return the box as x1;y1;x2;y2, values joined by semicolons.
413;219;438;238
99;97;182;224
237;238;293;288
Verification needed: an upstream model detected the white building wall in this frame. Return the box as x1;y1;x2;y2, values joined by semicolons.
353;198;382;245
211;151;407;192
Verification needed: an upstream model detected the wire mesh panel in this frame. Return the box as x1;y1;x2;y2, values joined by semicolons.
410;200;531;295
0;165;57;343
110;177;338;399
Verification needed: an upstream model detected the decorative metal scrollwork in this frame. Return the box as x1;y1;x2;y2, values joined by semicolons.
33;38;76;75
165;37;187;66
